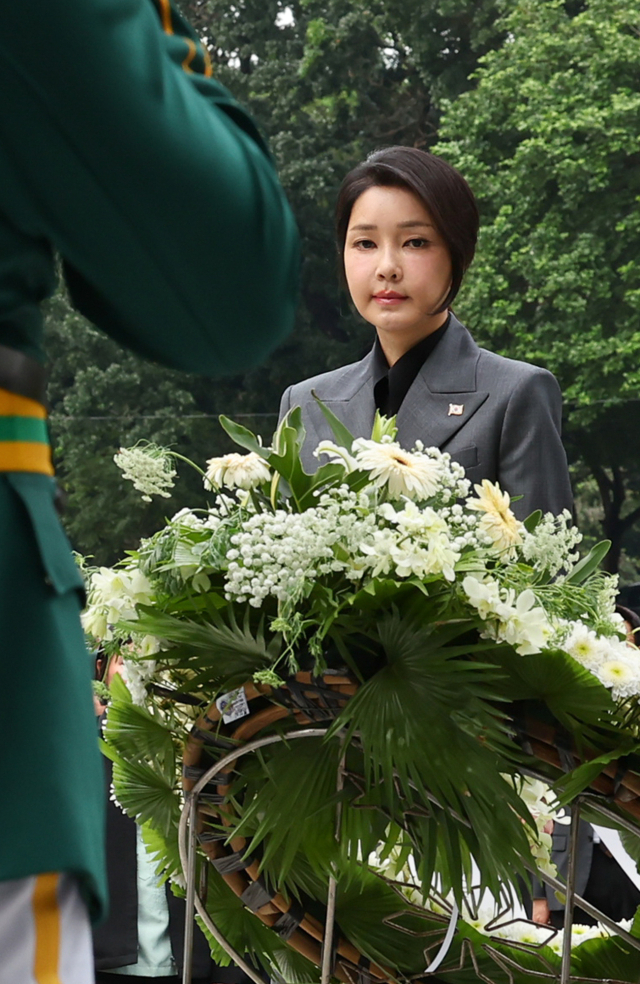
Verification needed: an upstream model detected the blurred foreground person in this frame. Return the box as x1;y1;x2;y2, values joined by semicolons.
0;2;298;981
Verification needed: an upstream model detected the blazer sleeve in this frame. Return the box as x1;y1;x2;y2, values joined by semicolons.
278;384;294;423
497;368;573;520
0;0;299;375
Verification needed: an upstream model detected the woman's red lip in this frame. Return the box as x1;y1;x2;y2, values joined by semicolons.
374;292;406;299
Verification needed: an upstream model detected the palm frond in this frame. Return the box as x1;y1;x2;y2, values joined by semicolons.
103;682;176;782
101;742;179;838
325;612;535;902
124;606;279;687
229;735;343;886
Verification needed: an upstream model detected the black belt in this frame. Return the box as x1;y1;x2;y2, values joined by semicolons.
0;344;48;404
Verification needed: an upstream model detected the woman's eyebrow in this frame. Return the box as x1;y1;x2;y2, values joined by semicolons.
397;220;434;229
348;220;434;231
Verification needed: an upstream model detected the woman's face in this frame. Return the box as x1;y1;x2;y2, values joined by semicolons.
343;184;452;363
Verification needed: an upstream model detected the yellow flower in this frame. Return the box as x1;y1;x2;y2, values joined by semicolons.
467;480;523;556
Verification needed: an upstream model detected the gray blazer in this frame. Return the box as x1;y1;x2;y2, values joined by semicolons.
278;315;573;520
531;820;594;909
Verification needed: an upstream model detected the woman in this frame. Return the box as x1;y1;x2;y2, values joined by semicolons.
279;147;572;519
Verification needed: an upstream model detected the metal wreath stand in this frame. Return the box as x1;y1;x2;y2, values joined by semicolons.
177;728;640;984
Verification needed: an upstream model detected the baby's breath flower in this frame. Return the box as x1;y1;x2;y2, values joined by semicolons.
521;510;582;576
253;668;285;687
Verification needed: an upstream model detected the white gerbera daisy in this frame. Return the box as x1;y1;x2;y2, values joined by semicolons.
467;480;523;556
204;452;270;491
352;439;441;500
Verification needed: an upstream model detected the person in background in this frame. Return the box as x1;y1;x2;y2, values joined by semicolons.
94;653;252;984
279;146;572;520
529;604;640;928
616;604;640;645
0;2;298;981
530;818;640;928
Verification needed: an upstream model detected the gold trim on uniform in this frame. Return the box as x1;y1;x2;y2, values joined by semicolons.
182;37;197;73
32;873;62;984
0;387;47;420
0;440;54;475
157;0;174;35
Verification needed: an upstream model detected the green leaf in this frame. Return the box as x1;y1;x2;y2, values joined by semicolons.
523;509;542;533
566;540;611;583
488;647;615;730
230;735;343;885
555;746;634;805
311;391;355;449
139;820;182;881
101;741;179;837
620;829;640;874
218;416;270;460
122;606;279;690
325;612;534;903
103;694;176;782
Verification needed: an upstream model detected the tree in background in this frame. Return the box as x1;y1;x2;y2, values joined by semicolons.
435;0;640;573
45;0;501;564
45;0;640;573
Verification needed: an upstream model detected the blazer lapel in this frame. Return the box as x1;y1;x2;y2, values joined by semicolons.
313;348;377;442
396;315;489;450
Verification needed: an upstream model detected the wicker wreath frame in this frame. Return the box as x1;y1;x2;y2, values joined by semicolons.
175;674;640;984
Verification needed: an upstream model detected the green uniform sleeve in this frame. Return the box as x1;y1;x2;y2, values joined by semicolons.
0;0;299;374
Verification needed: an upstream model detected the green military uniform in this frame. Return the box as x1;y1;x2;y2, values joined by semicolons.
0;0;299;922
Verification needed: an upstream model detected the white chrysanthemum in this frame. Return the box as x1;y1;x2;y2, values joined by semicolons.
114;444;176;501
569;923;603;945
596;658;640;698
564;623;607;670
204;452;271;491
467;480;523;556
547;931;563;954
491;920;552;946
352;439;442;500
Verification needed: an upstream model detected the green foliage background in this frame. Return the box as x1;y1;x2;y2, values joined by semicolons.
44;0;640;574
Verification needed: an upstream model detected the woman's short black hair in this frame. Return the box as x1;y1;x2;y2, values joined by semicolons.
335;146;479;312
